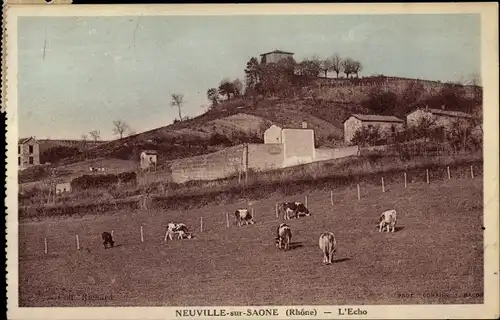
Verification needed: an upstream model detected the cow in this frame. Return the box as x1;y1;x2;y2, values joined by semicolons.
275;223;292;251
176;229;193;240
279;202;311;220
378;209;397;233
165;222;190;240
318;232;337;265
101;232;115;249
234;209;255;227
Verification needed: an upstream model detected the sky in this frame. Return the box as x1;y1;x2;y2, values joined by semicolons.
18;14;481;140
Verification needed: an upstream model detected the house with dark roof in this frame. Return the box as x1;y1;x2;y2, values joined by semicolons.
343;114;405;144
406;106;478;134
259;49;294;64
18;136;40;170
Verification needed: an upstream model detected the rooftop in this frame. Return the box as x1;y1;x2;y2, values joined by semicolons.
18;137;36;144
142;150;158;155
424;108;475;119
346;114;405;123
259;49;295;56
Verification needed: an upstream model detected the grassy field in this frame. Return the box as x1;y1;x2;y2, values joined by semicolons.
19;177;483;307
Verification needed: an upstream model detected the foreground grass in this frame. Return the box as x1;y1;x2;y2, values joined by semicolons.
19;177;483;306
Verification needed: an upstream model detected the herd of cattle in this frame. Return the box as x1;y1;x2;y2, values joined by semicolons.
100;201;398;265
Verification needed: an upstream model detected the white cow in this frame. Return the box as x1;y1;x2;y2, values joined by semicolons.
234;209;255;227
318;232;337;265
165;222;190;240
275;223;292;251
378;209;397;233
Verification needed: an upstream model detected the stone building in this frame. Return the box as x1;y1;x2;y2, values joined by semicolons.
18;137;40;170
259;49;294;64
406;107;477;133
343;114;405;144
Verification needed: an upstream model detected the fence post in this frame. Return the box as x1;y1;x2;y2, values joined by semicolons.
200;217;203;232
330;190;333;206
75;235;80;251
305;196;308;208
357;184;361;201
44;237;48;254
140;225;144;242
470;165;474;179
111;230;114;238
381;177;385;193
275;203;279;218
404;172;407;189
447;166;451;180
251;208;255;221
426;169;430;184
226;212;229;228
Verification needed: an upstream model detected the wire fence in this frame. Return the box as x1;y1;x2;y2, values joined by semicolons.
27;164;482;256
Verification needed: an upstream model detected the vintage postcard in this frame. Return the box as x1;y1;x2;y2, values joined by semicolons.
4;3;499;320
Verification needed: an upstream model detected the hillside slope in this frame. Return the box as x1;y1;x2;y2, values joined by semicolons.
54;76;479;168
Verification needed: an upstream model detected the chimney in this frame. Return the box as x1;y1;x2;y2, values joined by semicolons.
302;121;308;129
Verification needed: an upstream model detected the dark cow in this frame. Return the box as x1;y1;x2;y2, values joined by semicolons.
275;223;292;251
234;209;255;227
102;232;114;249
279;202;311;220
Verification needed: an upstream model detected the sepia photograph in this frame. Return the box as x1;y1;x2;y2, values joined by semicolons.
4;3;499;320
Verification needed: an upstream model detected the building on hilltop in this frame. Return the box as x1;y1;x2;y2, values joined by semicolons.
18;137;40;170
406;106;478;134
259;49;294;64
140;150;158;171
343;114;405;144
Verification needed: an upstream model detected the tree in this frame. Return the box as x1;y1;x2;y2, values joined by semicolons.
244;57;260;98
171;93;184;121
352;60;363;78
112;120;129;139
207;88;220;106
296;59;321;79
362;87;400;115
319;58;333;78
330;53;342;78
341;58;356;78
410;116;436;142
218;78;234;101
89;130;101;142
232;79;243;96
351;126;382;146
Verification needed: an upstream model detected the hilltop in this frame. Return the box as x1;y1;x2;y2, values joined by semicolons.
30;75;480;175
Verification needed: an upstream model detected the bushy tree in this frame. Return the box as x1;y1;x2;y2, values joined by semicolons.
351;126;382;146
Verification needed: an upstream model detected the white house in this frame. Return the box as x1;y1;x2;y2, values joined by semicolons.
18;137;40;170
140;150;158;170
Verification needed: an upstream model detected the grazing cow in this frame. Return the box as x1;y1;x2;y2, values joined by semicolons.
101;232;115;249
318;232;337;265
280;202;310;220
165;222;190;240
378;209;397;233
234;209;255;227
176;230;193;240
275;223;292;251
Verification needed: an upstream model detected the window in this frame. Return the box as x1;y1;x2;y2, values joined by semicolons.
29;157;33;164
391;125;396;133
18;157;20;166
18;146;20;154
29;145;33;154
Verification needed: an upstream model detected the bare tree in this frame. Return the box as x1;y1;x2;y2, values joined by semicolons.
352;60;363;78
171;93;184;121
112;120;129;139
89;130;101;142
330;53;342;78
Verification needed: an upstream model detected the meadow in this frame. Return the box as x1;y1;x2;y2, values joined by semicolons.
19;176;483;307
